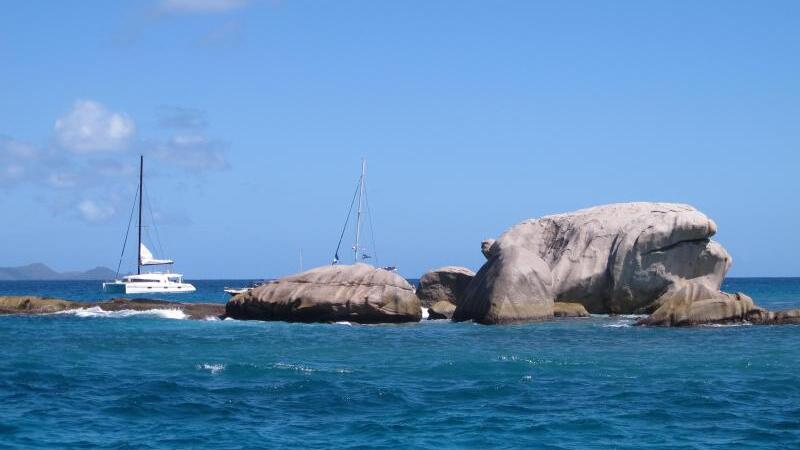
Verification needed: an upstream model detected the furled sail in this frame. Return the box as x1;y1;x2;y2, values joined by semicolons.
140;243;173;265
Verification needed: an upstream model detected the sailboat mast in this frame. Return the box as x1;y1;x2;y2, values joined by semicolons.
354;158;366;263
137;155;143;275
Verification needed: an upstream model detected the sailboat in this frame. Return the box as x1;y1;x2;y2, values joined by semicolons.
102;156;196;294
332;159;397;271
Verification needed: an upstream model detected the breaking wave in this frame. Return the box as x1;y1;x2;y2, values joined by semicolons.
55;306;188;320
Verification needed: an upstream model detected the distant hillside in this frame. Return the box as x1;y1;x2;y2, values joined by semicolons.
0;263;117;281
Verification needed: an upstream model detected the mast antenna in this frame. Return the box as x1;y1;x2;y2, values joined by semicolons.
353;158;366;263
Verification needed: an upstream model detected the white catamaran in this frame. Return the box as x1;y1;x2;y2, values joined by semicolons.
102;156;196;294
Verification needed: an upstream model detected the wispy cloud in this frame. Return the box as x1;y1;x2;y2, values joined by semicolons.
77;199;116;223
158;106;208;130
3;100;228;223
0;136;39;188
149;134;229;172
156;0;249;14
54;100;136;153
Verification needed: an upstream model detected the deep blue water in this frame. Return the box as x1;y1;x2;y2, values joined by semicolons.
0;278;799;449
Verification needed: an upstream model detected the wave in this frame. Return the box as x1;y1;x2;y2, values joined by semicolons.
421;307;429;320
55;306;187;320
198;363;225;374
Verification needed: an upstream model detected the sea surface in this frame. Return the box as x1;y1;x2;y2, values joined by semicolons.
0;278;799;449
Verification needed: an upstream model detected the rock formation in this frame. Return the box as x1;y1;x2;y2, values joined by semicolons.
428;300;456;320
455;203;735;324
0;296;224;319
416;266;475;307
225;264;421;323
553;302;590;318
481;239;496;259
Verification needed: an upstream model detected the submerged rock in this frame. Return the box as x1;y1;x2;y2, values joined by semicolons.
225;264;421;324
0;296;224;319
416;266;475;307
553;302;590;318
428;300;456;320
456;203;734;324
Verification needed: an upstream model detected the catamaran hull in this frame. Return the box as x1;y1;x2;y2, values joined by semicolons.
102;282;196;294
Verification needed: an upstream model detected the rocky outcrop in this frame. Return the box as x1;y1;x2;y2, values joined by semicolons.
481;239;497;259
225;264;421;323
553;302;590;318
416;266;475;307
635;292;755;326
455;203;734;324
747;308;800;325
0;296;224;319
428;300;456;320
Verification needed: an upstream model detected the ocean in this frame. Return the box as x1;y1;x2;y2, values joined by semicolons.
0;278;799;449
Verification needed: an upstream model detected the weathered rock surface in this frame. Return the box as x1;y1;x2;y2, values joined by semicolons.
553;302;590;318
456;203;735;324
428;300;456;320
0;296;224;319
416;266;475;307
454;246;555;324
225;264;421;323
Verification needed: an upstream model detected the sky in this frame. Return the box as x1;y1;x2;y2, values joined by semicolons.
1;0;798;278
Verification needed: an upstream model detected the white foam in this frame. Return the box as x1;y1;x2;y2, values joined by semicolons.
335;321;353;326
701;322;753;328
603;321;633;328
421;307;429;320
56;306;187;320
199;363;225;374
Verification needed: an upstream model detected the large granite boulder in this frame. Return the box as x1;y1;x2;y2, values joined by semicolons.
455;203;734;323
225;264;421;323
453;246;555;324
416;266;475;307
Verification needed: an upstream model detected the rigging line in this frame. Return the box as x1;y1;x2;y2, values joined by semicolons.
115;184;139;279
333;176;362;264
364;181;378;267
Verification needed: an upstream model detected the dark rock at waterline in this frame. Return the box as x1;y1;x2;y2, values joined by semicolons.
428;300;456;320
0;296;225;320
416;266;475;308
456;203;736;324
225;264;421;324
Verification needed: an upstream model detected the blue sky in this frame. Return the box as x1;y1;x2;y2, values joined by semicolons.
1;0;798;278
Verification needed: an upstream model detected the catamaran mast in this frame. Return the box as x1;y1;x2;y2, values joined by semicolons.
354;158;366;263
137;155;143;275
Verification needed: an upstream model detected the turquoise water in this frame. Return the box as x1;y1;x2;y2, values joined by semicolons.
0;278;799;449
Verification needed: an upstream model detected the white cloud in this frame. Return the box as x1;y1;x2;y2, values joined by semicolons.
157;0;249;14
54;100;136;153
77;199;116;222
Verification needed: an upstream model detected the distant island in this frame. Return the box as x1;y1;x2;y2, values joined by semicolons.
0;263;116;281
